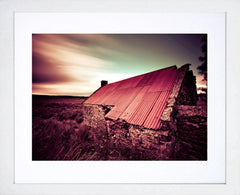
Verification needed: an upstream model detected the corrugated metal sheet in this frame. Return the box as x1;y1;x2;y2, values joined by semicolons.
120;86;150;121
84;65;179;129
143;91;171;129
126;91;160;126
105;87;142;120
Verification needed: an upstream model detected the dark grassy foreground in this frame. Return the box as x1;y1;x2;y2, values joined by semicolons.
32;95;153;160
32;95;207;160
32;95;105;160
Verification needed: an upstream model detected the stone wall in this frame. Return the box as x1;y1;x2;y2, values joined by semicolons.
174;105;207;160
83;104;110;159
161;64;188;123
106;120;175;160
83;104;176;160
176;69;198;105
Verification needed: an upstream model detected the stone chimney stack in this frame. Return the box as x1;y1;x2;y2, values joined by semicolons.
101;80;108;88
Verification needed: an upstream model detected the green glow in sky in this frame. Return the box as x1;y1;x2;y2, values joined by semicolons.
32;34;206;96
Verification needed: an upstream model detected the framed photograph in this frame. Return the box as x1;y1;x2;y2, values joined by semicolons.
32;33;207;162
14;13;225;183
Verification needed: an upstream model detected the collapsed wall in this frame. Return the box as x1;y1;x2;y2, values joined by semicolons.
83;65;206;160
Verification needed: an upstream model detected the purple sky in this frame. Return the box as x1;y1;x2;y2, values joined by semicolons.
32;34;207;96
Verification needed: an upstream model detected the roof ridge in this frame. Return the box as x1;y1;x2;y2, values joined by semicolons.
108;65;177;85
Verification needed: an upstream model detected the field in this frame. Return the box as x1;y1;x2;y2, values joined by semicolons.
32;95;207;160
32;95;106;160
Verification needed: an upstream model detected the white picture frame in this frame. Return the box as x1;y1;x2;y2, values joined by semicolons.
1;0;239;194
15;12;225;184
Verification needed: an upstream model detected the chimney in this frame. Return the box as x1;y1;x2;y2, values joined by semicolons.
101;80;108;88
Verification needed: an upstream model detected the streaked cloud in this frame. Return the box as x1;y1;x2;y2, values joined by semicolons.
32;34;207;96
32;34;119;95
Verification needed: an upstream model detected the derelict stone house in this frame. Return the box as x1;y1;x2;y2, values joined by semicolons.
83;64;207;160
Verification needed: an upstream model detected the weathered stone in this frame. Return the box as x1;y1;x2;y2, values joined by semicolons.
174;105;207;160
176;70;198;105
160;107;173;121
160;135;172;142
176;105;207;118
167;98;176;107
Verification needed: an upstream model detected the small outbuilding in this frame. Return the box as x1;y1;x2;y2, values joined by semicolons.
83;64;207;160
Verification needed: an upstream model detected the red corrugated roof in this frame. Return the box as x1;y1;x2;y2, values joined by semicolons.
84;65;179;129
